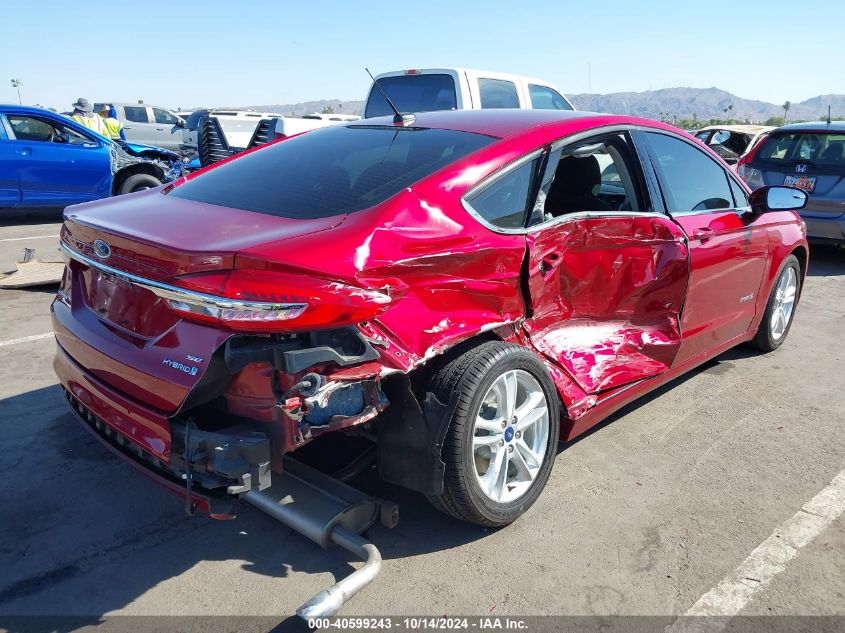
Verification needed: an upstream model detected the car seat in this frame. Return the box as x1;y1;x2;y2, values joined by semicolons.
545;155;612;216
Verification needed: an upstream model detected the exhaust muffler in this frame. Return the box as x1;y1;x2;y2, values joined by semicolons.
243;458;398;618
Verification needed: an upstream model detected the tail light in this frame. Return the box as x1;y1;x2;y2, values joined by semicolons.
167;270;390;332
736;133;769;190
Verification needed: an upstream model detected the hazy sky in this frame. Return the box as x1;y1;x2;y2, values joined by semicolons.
3;0;843;110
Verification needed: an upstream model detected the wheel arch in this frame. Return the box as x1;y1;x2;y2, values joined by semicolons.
112;163;164;195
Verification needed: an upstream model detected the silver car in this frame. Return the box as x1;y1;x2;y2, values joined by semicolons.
738;121;845;243
94;102;186;151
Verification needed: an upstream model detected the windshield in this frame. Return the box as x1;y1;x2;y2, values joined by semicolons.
169;125;494;218
755;131;845;167
365;74;457;118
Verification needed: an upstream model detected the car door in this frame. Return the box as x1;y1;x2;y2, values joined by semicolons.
0;116;21;206
151;107;181;150
120;104;157;146
637;130;770;365
515;130;690;395
6;114;111;207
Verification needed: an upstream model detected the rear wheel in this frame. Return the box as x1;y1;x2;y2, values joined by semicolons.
426;341;560;527
119;173;162;195
751;254;801;352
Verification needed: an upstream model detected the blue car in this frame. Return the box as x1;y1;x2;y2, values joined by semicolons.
0;104;184;210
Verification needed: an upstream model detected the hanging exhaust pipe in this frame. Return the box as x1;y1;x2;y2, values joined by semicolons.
243;458;398;619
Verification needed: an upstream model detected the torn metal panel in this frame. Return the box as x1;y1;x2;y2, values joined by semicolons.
523;215;689;395
108;142;183;184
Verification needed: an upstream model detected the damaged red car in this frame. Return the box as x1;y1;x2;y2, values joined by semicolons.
53;109;809;527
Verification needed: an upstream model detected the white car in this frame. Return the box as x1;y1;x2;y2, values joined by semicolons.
693;125;774;166
363;68;575;118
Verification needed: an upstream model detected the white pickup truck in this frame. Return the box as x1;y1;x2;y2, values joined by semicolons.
363;68;575;118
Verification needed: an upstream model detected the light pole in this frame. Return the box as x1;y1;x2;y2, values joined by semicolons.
10;79;23;104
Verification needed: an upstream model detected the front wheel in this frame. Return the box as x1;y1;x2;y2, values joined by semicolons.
119;173;162;195
751;254;801;352
426;341;560;527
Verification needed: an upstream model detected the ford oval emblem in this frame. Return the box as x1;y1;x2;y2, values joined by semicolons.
93;239;111;259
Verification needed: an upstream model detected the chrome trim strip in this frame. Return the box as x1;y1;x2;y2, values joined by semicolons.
59;240;308;312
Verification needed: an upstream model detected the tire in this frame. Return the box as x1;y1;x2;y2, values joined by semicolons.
751;254;801;352
426;341;560;527
119;173;162;195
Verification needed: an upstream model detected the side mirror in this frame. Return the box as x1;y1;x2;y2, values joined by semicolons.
175;117;186;128
749;185;808;212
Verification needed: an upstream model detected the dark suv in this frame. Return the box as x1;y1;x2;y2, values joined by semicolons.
738;121;845;243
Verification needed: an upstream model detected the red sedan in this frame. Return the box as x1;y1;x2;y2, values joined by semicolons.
53;109;808;527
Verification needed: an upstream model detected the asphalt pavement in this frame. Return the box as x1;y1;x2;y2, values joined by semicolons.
0;211;842;631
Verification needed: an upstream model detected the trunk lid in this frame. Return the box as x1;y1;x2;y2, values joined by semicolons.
63;188;346;280
57;190;345;412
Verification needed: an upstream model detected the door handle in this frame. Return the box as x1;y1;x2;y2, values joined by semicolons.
124;126;132;130
539;252;561;274
16;147;32;157
693;227;714;241
156;127;164;131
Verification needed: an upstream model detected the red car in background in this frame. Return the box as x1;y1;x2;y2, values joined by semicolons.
53;109;808;527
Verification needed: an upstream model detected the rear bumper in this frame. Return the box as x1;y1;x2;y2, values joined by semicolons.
57;366;237;518
55;343;269;517
801;214;845;242
54;340;174;461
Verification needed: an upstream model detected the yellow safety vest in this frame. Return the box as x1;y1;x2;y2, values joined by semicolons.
72;113;108;137
101;117;122;139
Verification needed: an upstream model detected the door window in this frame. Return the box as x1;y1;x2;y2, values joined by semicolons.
531;133;647;225
8;115;92;145
153;108;178;125
527;84;572;110
123;106;150;123
478;79;520;109
643;132;734;212
464;157;540;229
729;177;749;208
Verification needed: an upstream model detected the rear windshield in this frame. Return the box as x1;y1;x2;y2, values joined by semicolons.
365;74;457;118
169;125;494;218
755;132;845;167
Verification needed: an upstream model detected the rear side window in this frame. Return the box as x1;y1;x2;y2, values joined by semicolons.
170;125;494;218
153;108;177;125
364;74;457;118
465;157;540;229
478;79;520;109
755;132;845;167
528;84;572;110
123;106;149;123
644;132;734;212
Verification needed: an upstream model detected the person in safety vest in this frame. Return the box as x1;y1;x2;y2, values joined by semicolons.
70;98;109;137
98;104;124;140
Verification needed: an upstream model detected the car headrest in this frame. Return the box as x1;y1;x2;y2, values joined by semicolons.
550;155;602;197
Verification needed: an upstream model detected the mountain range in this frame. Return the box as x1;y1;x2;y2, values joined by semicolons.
243;88;845;122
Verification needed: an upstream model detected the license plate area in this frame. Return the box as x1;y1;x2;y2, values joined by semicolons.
783;174;816;192
81;266;179;339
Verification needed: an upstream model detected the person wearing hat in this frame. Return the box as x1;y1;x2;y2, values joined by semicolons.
98;104;124;140
71;98;109;137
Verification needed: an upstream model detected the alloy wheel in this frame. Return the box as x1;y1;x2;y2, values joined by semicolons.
770;266;797;341
472;369;550;503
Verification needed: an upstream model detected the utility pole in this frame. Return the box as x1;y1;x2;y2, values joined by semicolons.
10;78;23;104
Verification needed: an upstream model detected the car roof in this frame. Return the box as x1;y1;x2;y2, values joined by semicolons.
353;109;642;139
0;103;62;115
772;121;845;133
697;124;773;135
